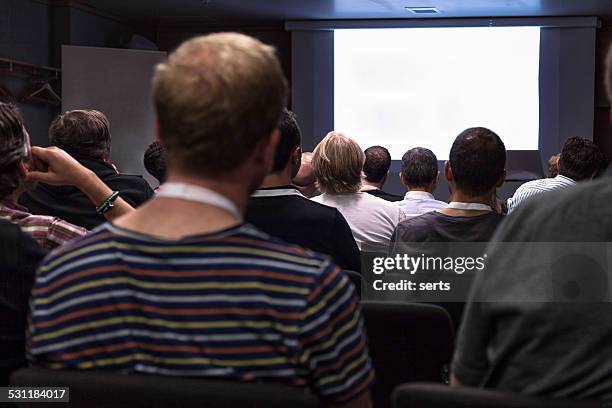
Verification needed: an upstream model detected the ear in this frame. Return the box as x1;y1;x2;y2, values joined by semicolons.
495;169;506;188
255;129;280;169
399;172;405;185
444;161;453;182
290;146;302;178
431;170;440;189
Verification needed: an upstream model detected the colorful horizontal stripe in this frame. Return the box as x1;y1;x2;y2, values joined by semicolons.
28;223;373;403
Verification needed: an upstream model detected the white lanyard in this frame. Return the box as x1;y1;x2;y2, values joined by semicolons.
157;182;242;220
446;201;493;212
251;187;304;198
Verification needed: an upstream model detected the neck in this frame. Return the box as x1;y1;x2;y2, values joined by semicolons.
362;179;383;190
449;190;492;205
164;172;249;215
260;169;292;189
6;186;23;204
408;186;429;193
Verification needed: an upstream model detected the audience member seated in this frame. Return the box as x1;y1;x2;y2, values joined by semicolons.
20;110;154;229
0;103;133;249
28;33;373;408
312;132;399;250
292;151;318;197
246;109;361;272
391;127;506;246
507;137;605;212
143;141;168;189
360;145;403;202
448;43;612;408
0;219;46;386
397;147;446;222
547;153;560;178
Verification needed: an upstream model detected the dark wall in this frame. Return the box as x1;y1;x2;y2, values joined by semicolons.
0;0;146;146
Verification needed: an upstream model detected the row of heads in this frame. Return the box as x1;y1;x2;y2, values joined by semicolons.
269;109;606;198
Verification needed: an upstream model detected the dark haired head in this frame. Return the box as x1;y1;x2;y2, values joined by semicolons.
449;127;506;196
0;102;28;199
143;141;168;184
363;145;391;184
558;137;606;181
271;108;301;176
49;110;111;162
400;147;438;189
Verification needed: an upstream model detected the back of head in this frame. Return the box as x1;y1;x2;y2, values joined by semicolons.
547;153;560;178
449;127;506;196
401;147;438;189
363;145;391;184
49;110;111;161
558;137;606;181
293;152;314;186
152;33;287;178
313;132;364;194
0;102;27;200
143;141;167;184
271;108;301;176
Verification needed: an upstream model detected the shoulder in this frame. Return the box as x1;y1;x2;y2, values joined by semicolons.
499;178;612;241
394;212;439;239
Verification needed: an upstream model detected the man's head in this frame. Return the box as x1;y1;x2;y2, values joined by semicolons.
547;153;560;178
152;33;287;191
49;110;111;162
292;152;317;197
400;147;439;193
558;137;606;181
270;108;301;178
446;127;506;197
363;146;391;188
312;132;364;194
0;102;30;200
143;141;167;184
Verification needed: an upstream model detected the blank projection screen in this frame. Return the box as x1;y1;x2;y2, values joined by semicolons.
334;27;540;160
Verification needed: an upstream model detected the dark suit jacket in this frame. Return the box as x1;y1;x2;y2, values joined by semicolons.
20;158;154;230
246;186;361;273
364;188;403;202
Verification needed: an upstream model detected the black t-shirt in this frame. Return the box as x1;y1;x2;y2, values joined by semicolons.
246;186;361;273
0;220;46;385
391;211;504;244
452;178;612;405
20;158;154;230
364;189;403;202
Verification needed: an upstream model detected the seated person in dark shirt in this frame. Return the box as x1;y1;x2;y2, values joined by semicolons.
143;141;168;190
0;219;46;385
389;127;506;326
246;109;361;272
360;145;403;202
450;44;612;407
20;110;154;230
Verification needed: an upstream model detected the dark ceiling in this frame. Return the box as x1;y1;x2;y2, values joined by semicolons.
76;0;612;24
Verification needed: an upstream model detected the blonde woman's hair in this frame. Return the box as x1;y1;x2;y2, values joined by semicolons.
312;131;364;194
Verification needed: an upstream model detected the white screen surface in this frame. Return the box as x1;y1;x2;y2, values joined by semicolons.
334;27;540;160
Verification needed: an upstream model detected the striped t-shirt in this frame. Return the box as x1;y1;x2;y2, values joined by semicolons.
507;174;575;213
28;223;373;403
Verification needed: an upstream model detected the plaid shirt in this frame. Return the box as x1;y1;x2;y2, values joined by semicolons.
0;201;87;250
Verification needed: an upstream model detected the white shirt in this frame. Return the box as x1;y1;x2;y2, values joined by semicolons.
398;191;447;222
312;192;399;250
507;174;576;213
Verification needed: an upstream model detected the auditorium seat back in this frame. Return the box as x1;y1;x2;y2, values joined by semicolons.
392;383;601;408
11;367;323;408
361;301;454;408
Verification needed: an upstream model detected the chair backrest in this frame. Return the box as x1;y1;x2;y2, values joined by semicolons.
11;367;323;408
392;383;602;408
361;301;454;408
344;270;361;296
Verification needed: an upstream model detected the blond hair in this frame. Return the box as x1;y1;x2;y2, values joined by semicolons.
312;132;364;194
152;33;287;176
